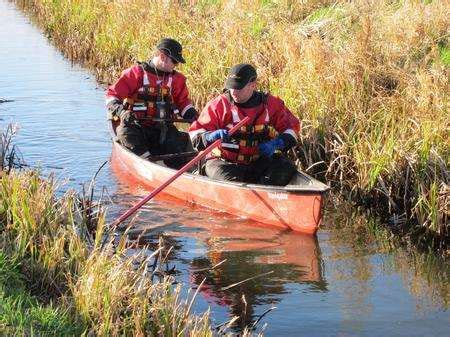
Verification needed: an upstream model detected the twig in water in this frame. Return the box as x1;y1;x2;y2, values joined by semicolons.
214;316;240;332
190;259;227;272
250;306;277;330
242;294;247;317
220;271;274;291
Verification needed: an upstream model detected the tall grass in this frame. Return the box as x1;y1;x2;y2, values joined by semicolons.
15;0;449;251
0;169;217;335
0;122;216;335
0;252;79;335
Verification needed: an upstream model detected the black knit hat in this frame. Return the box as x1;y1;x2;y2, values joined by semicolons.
157;38;185;64
224;63;257;90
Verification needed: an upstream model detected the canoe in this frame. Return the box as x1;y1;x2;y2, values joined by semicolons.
109;122;330;234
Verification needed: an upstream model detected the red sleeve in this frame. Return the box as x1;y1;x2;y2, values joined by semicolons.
106;65;142;100
268;96;300;137
188;97;225;137
171;73;193;114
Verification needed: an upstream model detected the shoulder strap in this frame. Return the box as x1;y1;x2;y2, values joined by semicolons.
249;91;269;126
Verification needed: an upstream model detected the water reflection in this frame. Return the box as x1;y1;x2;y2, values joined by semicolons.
187;229;327;330
126;217;328;330
111;159;328;330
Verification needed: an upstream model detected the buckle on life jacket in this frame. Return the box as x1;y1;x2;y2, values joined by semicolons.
237;154;260;163
239;139;258;147
132;102;147;112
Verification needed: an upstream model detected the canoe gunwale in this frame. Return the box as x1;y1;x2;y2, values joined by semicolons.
112;142;330;195
108;122;330;194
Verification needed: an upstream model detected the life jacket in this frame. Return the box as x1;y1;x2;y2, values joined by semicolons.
212;93;278;164
124;65;176;126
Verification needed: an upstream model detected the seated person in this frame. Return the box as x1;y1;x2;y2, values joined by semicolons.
106;38;197;168
189;63;300;185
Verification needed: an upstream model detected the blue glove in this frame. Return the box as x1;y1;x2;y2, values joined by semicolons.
258;137;285;158
204;129;229;144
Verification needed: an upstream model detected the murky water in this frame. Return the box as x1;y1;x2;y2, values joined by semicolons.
1;2;448;336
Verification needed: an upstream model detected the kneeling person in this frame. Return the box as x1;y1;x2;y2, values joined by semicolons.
106;38;197;168
189;63;300;186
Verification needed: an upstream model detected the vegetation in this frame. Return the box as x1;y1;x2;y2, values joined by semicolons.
0;168;218;335
14;0;449;252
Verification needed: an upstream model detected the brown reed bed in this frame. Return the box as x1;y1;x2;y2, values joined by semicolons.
13;0;449;253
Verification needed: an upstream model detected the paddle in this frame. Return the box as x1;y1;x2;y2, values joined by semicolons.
110;116;250;229
140;117;194;123
148;151;198;162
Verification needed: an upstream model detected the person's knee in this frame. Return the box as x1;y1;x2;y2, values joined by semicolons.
164;128;188;153
116;124;147;155
205;159;244;182
259;156;296;186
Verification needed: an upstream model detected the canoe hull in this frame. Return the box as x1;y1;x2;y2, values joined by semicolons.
111;141;326;234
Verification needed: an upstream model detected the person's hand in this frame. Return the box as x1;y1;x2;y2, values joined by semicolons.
258;137;285;158
119;109;136;125
204;129;229;144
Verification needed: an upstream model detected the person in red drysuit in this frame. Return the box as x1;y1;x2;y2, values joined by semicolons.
106;38;197;168
189;63;300;185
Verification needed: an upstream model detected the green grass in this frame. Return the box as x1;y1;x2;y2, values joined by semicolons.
438;44;450;66
0;252;79;335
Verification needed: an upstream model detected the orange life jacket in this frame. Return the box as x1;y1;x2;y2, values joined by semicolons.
125;66;176;125
213;95;278;164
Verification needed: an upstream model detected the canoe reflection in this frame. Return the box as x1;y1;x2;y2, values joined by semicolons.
180;222;327;329
111;160;327;329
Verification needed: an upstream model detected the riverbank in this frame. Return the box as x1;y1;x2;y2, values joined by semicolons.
0;168;217;335
15;0;448;253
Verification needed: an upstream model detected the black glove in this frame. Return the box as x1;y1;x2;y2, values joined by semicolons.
108;100;134;124
182;107;198;122
119;109;137;125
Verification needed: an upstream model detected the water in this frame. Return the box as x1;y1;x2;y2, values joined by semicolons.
1;2;448;336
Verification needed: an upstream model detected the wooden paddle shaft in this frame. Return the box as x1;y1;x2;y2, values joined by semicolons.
111;116;250;229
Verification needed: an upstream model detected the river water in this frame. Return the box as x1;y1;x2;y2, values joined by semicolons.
1;2;448;336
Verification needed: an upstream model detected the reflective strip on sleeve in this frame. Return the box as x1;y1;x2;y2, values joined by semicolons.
140;151;151;159
221;143;239;149
188;128;206;140
143;72;150;86
181;104;194;117
283;129;298;140
231;107;241;123
132;105;147;112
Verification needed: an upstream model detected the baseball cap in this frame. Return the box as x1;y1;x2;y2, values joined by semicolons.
224;63;257;90
157;38;185;64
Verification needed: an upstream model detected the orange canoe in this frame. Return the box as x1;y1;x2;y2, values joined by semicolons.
110;123;329;234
